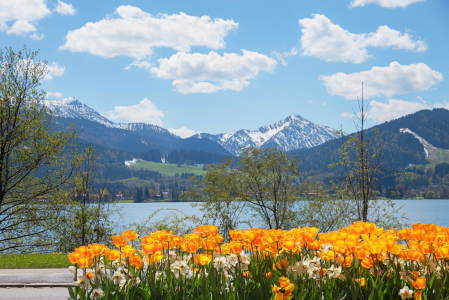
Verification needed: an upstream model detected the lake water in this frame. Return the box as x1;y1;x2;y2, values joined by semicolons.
113;199;449;231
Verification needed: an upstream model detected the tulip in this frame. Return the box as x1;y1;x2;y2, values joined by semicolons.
411;278;426;289
112;235;128;248
122;245;136;257
75;246;93;258
230;242;242;254
105;249;120;261
272;277;295;300
68;252;80;265
90;244;107;257
193;254;210;266
123;229;139;241
78;257;94;269
129;255;143;269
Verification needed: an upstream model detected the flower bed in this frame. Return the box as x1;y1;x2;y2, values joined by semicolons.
67;223;449;299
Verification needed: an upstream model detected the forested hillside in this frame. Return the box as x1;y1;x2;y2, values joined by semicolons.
290;109;449;172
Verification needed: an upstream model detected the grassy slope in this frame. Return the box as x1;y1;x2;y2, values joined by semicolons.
0;253;70;269
130;160;207;176
426;147;449;168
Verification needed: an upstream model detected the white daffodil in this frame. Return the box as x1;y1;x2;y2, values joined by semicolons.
95;267;106;279
92;288;105;300
75;275;90;289
132;277;141;286
398;286;413;299
68;266;76;274
399;271;410;281
320;243;334;253
169;250;177;263
214;256;227;270
111;271;124;284
155;271;163;280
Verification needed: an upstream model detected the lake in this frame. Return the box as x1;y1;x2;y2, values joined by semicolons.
113;200;449;231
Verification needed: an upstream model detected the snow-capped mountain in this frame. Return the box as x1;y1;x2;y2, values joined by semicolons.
42;98;232;155
193;114;335;156
43;97;180;139
43;98;334;156
43;97;116;127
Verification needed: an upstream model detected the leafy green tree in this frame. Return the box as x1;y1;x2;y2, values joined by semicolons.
0;47;79;253
189;148;300;231
53;147;123;252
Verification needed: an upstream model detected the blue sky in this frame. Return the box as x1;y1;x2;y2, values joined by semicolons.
1;0;448;137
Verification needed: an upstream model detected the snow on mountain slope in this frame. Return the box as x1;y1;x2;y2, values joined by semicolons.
43;98;179;139
44;98;335;156
43;97;116;127
193;114;335;156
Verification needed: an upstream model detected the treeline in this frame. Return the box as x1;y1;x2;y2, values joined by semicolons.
165;149;231;165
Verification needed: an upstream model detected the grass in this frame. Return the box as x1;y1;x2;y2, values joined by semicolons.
129;160;207;176
0;253;71;269
426;147;449;168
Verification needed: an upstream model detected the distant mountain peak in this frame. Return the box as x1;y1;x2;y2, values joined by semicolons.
192;114;335;156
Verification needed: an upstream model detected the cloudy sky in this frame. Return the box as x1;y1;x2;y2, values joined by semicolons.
2;0;448;137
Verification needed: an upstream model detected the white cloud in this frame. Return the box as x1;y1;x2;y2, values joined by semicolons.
272;47;298;66
319;62;443;100
341;97;449;123
45;92;63;98
349;0;425;8
298;14;427;64
6;19;37;35
0;0;74;36
150;50;277;94
340;112;355;118
60;6;238;60
322;101;327;105
30;32;45;40
125;60;153;71
54;0;76;16
43;62;66;81
106;98;165;125
168;127;201;138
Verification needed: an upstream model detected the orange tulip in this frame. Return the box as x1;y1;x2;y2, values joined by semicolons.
146;253;163;264
185;242;199;254
78;257;94;269
307;239;321;251
230;242;243;254
140;236;154;245
274;258;289;270
90;243;107;257
129;255;143;269
86;272;93;280
203;238;218;251
414;290;422;300
435;246;449;259
193;254;210;266
221;243;231;255
75;246;93;258
360;258;373;269
122;245;136;257
412;223;424;231
105;249;121;261
272;277;295;300
112;235;128;248
411;277;426;289
122;229;139;241
68;252;80;264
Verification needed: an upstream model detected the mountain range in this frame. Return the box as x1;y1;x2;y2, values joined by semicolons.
43;98;336;156
193;114;335;156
